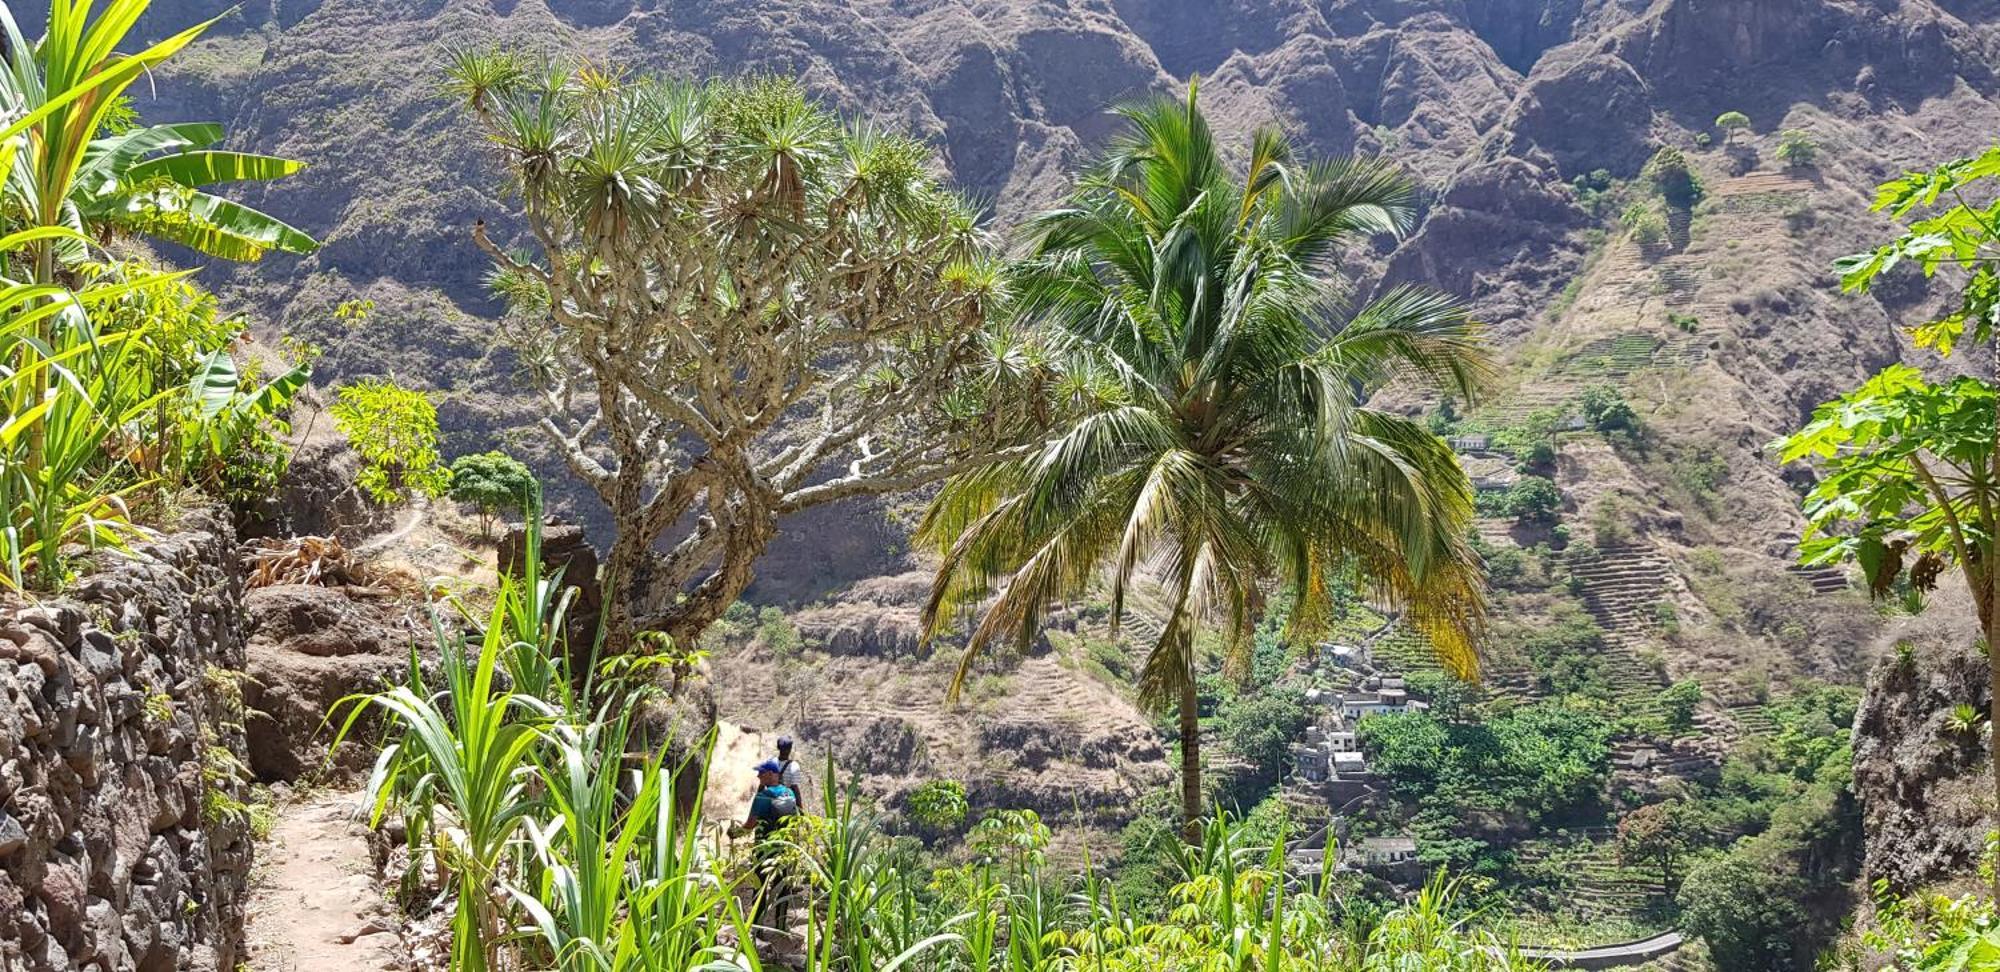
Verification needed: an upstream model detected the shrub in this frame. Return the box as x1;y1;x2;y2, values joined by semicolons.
1216;688;1310;779
329;379;451;504
1579;384;1639;434
1644;146;1704;208
756;606;801;655
905;779;968;834
1669;311;1700;333
1659;679;1703;733
447;451;537;538
1776;129;1819;168
1620;201;1668;244
1500;476;1563;524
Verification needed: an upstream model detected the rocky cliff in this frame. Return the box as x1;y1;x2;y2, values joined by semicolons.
0;512;257;972
1852;594;1991;895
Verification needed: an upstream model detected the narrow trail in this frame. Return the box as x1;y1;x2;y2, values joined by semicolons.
244;789;407;971
353;494;429;557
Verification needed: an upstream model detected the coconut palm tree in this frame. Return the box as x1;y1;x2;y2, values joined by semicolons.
918;84;1491;834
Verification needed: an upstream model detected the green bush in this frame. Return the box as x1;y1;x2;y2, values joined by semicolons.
330;379;451;504
905;779;968;834
1359;702;1615;827
1500;476;1563;524
1659;679;1703;733
1644;146;1705;208
1579;384;1638;434
756;605;801;655
1620;201;1668;244
1776;129;1819;169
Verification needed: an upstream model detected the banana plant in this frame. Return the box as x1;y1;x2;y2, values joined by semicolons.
0;0;318;272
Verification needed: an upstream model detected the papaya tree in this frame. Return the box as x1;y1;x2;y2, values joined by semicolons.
1783;145;2000;871
449;58;1042;652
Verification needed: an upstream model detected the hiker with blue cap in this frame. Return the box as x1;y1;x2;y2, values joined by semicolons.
738;756;800;929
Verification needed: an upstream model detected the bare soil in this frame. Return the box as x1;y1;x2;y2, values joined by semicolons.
244;789;408;971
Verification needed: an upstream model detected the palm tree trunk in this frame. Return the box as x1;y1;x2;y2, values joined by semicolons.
1179;675;1202;842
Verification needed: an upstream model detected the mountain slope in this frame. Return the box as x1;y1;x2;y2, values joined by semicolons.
84;0;2000;838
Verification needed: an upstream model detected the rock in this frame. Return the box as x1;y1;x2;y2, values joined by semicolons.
1853;626;1991;894
0;814;25;857
0;510;255;972
242;584;414;781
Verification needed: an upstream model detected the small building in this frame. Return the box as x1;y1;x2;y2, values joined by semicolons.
1293;744;1331;783
1332;751;1368;778
1327;730;1358;753
1340;692;1429;722
1349;836;1419;867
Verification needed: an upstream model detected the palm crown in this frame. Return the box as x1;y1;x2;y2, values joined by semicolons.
920;86;1490;752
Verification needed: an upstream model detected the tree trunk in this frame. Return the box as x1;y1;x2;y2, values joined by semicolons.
1180;675;1202;842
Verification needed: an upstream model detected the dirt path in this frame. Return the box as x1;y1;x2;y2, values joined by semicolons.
353;494;429;558
244;789;407;971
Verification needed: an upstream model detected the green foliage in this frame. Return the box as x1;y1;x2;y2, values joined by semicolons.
0;0;316;590
1658;679;1703;733
448;451;537;537
1668;310;1700;333
1782;366;1992;599
1864;860;2000;971
1493;410;1562;470
1678;850;1810;970
1579;384;1639;434
756;605;801;655
1358;702;1615;827
1715;111;1752;142
329;379;451;505
333;517;1548;971
905;779;968;834
1644;146;1704;208
1775;129;1819;169
1569;168;1621;219
1618;799;1697;891
1492;475;1562;525
1946;703;1985;738
1621;201;1668;243
1216;687;1310;776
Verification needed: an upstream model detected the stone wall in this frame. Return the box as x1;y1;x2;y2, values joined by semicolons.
0;511;256;971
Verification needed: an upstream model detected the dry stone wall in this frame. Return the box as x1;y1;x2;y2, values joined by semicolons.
0;511;256;971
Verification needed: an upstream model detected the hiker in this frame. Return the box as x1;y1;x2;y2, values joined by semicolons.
776;736;807;810
739;758;799;930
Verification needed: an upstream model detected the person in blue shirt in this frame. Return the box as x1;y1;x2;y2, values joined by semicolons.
739;759;799;929
743;759;798;835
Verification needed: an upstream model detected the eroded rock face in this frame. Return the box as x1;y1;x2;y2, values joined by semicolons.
1853;636;1992;893
0;512;255;972
241;583;416;781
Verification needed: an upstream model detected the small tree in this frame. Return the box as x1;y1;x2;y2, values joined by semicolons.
448;451;537;538
1776;129;1819;169
1621;202;1668;245
1619;800;1696;891
329;379;451;505
1715;111;1752;145
1792;145;2000;888
1501;476;1563;525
